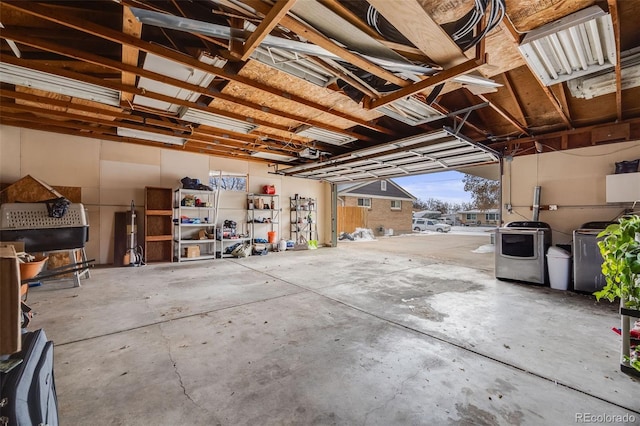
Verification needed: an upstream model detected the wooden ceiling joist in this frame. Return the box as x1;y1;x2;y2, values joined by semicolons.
365;0;466;67
365;56;486;109
474;92;529;136
1;53;306;135
236;0;297;61
607;0;623;121
242;0;409;88
0;88;306;151
0;115;279;163
121;6;142;104
0;103;301;157
501;73;527;128
0;27;379;142
1;1;393;135
541;85;572;129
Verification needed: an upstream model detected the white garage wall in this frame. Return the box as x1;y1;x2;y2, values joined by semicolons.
503;140;640;245
0;125;331;264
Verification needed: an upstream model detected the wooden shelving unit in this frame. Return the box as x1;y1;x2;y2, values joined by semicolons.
144;187;173;263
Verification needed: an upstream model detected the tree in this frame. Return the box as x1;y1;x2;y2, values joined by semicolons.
462;174;499;209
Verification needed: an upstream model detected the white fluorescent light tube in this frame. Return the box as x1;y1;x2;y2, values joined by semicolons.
180;108;257;134
519;6;616;86
0;62;120;106
117;127;186;145
377;96;445;126
251;151;297;162
251;46;334;87
296;127;356;146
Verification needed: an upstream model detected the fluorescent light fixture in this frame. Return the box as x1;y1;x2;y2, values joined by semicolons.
377;96;445;126
296;127;356;146
0;62;120;106
133;52;227;113
519;5;616;86
567;50;640;99
117;127;186;145
129;7;436;76
251;151;297;162
452;74;502;88
251;46;335;87
180;108;257;134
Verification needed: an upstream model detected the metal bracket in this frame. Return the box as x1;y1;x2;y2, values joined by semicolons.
446;102;490;135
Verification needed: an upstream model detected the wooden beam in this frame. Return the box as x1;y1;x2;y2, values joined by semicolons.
239;0;297;61
318;0;427;60
0;102;302;156
540;84;572;128
607;0;622;121
121;6;142;104
0;1;394;135
496;8;572;129
0;88;305;150
553;83;572;123
501;72;527;127
365;57;486;109
0;27;382;141
0;54;296;134
242;0;409;87
0;116;288;164
365;0;466;67
475;92;529;136
493;117;640;146
498;19;522;45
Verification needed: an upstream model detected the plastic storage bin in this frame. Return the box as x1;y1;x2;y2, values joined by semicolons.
547;246;571;290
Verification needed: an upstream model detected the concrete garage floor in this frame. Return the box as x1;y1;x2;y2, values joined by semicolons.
27;233;639;425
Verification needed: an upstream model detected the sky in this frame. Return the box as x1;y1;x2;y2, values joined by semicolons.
392;171;472;205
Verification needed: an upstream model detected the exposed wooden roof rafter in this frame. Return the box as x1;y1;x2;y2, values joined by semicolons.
1;0;393;134
501;72;527;127
0;27;380;142
235;0;297;61
474;91;530;136
365;56;487;109
607;0;623;121
241;0;409;88
121;6;142;104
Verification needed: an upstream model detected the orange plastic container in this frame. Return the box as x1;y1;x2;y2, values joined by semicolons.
267;231;277;244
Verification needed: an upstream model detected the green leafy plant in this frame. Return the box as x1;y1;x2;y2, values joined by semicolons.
595;215;640;310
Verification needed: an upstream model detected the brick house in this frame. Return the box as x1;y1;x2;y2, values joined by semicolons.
338;180;416;235
456;209;500;226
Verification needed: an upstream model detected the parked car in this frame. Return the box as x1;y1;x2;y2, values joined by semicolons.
438;217;454;225
412;218;451;233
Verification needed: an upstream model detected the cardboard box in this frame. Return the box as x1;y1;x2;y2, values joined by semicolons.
184;246;200;258
0;241;26;253
0;246;21;355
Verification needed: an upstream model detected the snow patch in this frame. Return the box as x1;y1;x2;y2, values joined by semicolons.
472;244;495;254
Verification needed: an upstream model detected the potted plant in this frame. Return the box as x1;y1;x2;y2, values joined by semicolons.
596;214;640;374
